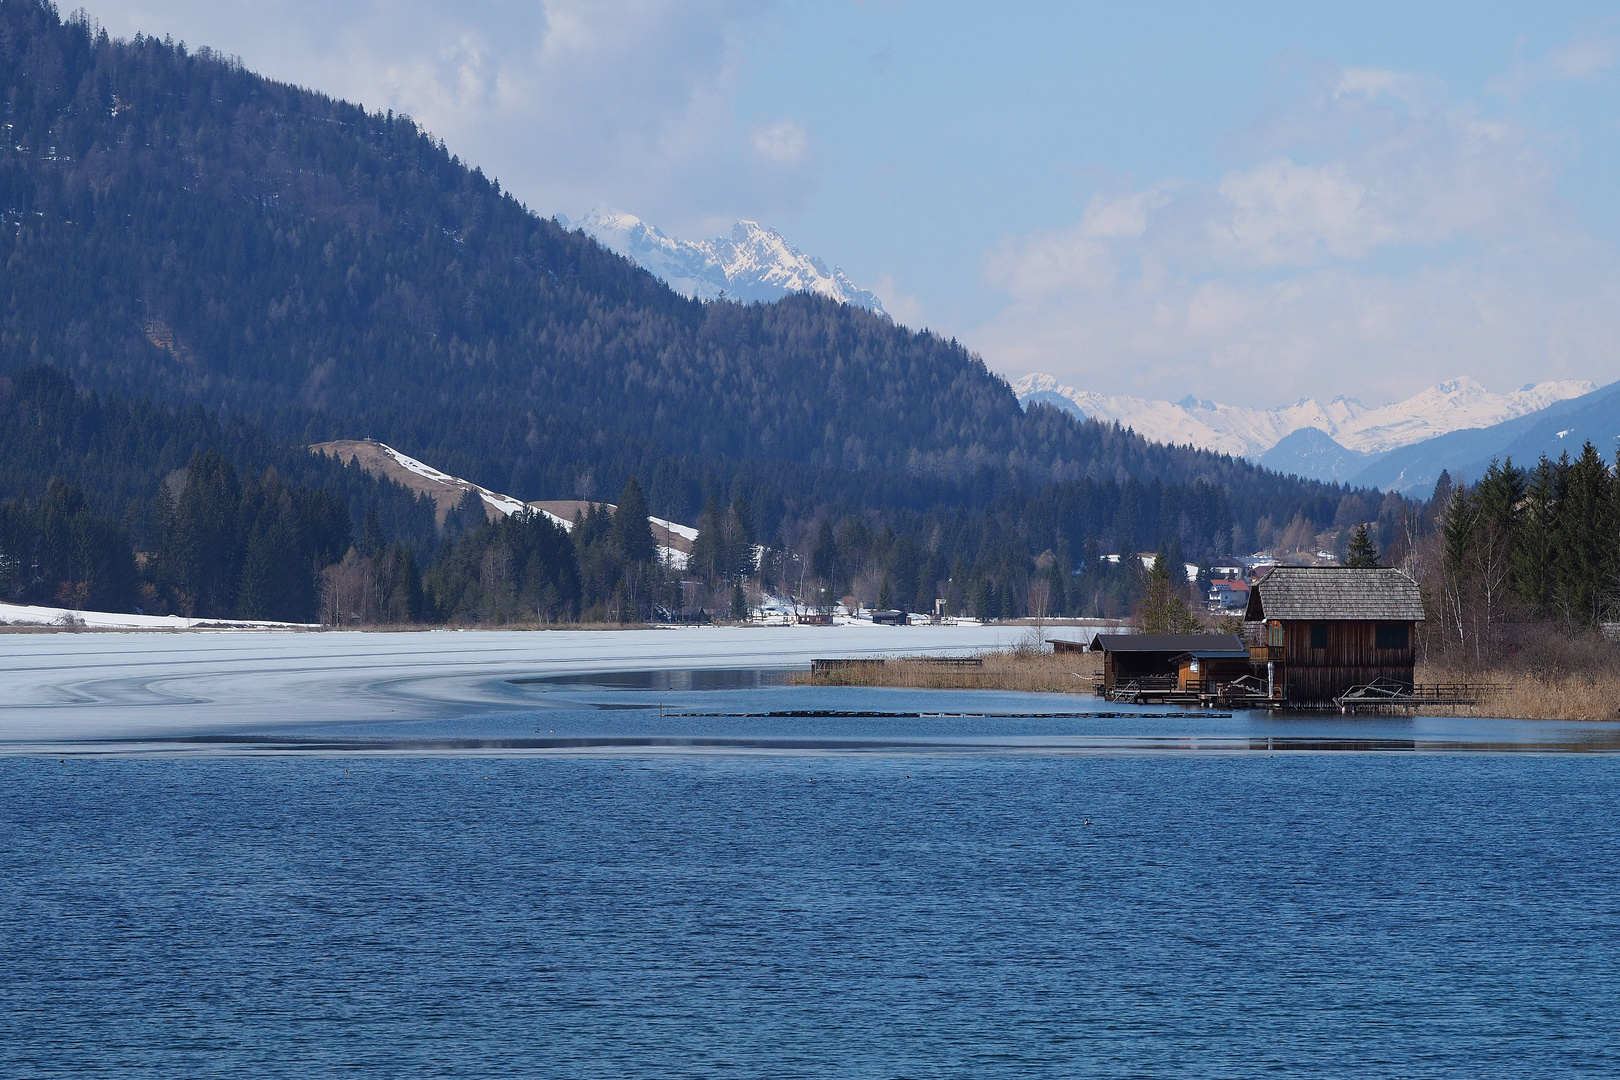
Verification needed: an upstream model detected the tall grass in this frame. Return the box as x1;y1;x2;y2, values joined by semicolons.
1418;627;1620;721
793;649;1102;693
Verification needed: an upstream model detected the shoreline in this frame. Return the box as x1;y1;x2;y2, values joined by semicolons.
796;649;1619;722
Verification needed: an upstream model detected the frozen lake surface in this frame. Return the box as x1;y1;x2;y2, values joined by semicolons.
0;624;1028;744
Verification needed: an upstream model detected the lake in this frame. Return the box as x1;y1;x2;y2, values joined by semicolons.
2;629;1617;1077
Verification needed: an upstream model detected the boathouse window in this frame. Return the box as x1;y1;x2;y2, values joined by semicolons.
1268;621;1284;647
1375;623;1410;650
1309;623;1328;649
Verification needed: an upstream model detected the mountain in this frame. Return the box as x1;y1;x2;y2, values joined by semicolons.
0;1;1385;604
1015;374;1596;465
568;207;886;315
1348;379;1620;493
1258;428;1380;484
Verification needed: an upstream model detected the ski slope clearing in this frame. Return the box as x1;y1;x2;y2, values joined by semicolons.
311;439;696;565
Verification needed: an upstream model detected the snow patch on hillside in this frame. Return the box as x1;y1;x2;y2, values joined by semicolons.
341;442;696;569
375;443;529;518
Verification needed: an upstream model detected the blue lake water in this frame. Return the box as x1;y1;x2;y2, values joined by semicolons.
4;677;1619;1076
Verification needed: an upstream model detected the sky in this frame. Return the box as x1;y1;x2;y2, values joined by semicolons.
87;1;1620;408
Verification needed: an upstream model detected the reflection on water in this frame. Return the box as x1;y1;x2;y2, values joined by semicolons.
7;664;1616;757
39;674;1620;757
74;731;1620;755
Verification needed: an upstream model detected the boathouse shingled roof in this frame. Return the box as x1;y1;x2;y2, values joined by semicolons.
1086;633;1248;656
1245;566;1425;622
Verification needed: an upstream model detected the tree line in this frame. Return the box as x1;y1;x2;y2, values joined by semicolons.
1416;447;1620;659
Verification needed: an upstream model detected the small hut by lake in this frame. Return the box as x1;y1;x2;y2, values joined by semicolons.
1244;566;1425;707
1088;633;1250;698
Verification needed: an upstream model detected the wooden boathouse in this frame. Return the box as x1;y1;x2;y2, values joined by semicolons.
1088;633;1252;703
1244;566;1425;707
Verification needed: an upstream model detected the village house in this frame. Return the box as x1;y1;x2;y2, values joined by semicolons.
1206;578;1250;611
1244;566;1425;707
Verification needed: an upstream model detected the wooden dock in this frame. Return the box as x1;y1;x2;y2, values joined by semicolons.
1333;679;1499;713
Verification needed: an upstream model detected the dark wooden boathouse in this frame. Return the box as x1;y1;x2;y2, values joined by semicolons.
1088;633;1250;699
1244;566;1425;707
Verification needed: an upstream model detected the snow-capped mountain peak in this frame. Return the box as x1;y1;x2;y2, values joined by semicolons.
567;206;886;316
1015;373;1598;460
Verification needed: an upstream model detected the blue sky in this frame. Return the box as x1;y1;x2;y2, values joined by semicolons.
90;2;1620;406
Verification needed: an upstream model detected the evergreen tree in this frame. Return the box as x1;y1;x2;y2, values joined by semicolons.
1345;524;1379;567
1044;558;1069;617
611;477;657;564
687;496;727;586
162;450;243;617
1138;549;1200;634
811;521;839;589
973;577;997;621
1511;456;1561;616
1553;443;1617;623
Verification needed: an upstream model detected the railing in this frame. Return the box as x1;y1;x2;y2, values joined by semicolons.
1333;679;1502;712
811;658;884;675
1106;675;1179;703
1248;645;1285;662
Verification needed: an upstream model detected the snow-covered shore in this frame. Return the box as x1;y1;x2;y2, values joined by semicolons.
0;601;318;631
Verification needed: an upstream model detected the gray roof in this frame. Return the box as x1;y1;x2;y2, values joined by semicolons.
1245;566;1425;622
1087;633;1247;655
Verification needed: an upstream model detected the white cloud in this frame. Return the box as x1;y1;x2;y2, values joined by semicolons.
869;272;924;328
973;61;1617;407
750;119;809;163
1488;26;1620;97
1079;188;1168;238
1548;34;1619;79
1212;159;1381;264
84;0;804;231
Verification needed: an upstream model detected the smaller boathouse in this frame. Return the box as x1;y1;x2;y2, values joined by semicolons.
1088;633;1251;703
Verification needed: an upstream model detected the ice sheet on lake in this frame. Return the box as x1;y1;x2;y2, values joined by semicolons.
0;624;1026;742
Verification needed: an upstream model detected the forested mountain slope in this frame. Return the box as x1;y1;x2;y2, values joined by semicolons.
0;1;1366;551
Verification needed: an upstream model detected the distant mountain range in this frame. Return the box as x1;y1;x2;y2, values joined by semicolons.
1350;379;1620;494
565;207;886;315
1017;373;1619;492
1015;374;1594;459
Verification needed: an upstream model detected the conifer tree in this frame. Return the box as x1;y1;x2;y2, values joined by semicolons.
1511;456;1561;616
610;477;656;564
1138;549;1200;634
1553;443;1616;623
688;496;726;585
1345;524;1379;567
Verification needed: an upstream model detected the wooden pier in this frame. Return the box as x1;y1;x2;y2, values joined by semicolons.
1333;679;1499;713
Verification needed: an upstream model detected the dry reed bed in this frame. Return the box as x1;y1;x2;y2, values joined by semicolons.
792;650;1102;694
1417;664;1620;722
796;650;1620;721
